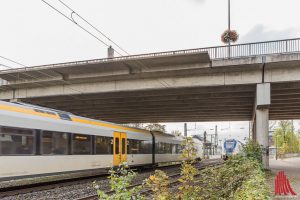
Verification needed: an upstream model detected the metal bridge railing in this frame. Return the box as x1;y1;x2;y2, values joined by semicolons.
65;38;300;64
209;38;300;59
167;37;300;59
1;38;300;73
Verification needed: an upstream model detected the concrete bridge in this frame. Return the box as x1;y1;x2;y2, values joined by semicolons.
2;38;300;168
1;38;300;123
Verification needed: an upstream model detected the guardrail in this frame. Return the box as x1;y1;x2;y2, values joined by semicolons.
93;38;300;61
1;38;300;73
208;38;300;59
35;38;300;66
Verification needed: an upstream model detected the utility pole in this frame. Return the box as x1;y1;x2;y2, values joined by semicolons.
228;0;231;58
204;131;207;158
214;125;218;154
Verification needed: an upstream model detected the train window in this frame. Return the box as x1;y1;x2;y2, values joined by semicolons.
165;143;172;154
122;138;126;154
127;139;152;154
115;138;119;154
175;144;182;154
141;140;152;154
72;134;92;154
95;136;113;154
155;142;174;154
172;144;176;154
0;127;34;155
42;131;68;155
128;139;139;154
130;139;142;154
155;142;163;154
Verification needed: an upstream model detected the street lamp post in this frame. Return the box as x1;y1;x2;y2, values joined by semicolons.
228;0;231;58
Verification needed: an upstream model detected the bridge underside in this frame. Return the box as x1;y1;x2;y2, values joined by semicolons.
19;81;300;123
2;51;300;123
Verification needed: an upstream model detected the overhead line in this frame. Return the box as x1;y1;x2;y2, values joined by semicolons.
41;0;170;87
41;0;124;56
0;56;27;68
58;0;130;55
0;56;83;100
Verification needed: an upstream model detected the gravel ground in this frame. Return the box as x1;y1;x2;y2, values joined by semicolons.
1;166;181;200
268;157;300;200
1;159;221;200
0;170;107;189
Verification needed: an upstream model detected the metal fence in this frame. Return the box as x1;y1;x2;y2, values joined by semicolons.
85;38;300;62
208;38;300;59
1;38;300;72
154;37;300;60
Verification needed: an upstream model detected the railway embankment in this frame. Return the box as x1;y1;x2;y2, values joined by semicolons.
91;139;271;200
0;159;221;200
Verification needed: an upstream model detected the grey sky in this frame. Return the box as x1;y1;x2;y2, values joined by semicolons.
1;0;299;140
1;0;299;67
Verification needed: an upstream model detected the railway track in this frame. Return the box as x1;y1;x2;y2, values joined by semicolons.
0;163;183;199
0;173;109;199
0;159;222;200
76;159;223;200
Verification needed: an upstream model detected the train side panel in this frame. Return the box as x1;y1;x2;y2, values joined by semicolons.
0;155;113;178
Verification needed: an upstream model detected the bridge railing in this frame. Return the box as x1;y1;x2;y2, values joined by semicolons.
101;38;300;61
1;38;300;73
210;38;300;59
164;38;300;59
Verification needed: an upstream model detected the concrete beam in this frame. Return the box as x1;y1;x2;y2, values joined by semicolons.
29;98;253;110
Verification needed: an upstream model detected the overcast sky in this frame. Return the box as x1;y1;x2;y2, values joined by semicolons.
1;0;300;140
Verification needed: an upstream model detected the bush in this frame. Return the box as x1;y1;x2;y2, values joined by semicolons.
93;140;270;200
199;155;270;199
145;170;171;200
93;163;144;200
242;140;263;164
233;171;271;200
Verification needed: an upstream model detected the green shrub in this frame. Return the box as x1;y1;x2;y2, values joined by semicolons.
199;155;270;200
93;140;270;200
93;163;144;200
233;171;271;200
145;170;172;200
242;140;263;164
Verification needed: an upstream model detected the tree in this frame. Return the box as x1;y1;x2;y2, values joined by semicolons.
125;123;144;129
274;120;300;154
145;123;166;133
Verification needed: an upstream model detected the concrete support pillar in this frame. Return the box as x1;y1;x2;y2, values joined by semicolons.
255;109;269;169
255;83;271;169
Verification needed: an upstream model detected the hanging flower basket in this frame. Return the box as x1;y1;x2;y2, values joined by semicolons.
221;30;239;44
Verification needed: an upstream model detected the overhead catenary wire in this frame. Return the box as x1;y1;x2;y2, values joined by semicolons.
42;0;170;88
0;56;51;83
41;0;125;57
58;0;130;56
0;62;50;91
0;56;84;100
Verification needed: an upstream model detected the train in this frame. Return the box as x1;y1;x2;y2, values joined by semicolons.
223;138;243;159
0;100;203;179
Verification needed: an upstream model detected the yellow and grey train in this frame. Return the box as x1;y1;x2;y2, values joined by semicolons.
0;100;203;179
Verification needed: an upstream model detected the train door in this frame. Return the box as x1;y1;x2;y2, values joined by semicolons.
113;132;127;166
